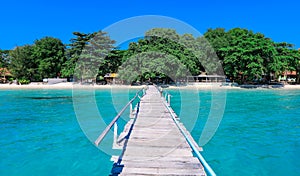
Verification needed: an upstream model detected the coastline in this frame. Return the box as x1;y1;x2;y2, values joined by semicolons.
282;84;300;89
165;83;300;90
0;82;145;90
0;82;300;90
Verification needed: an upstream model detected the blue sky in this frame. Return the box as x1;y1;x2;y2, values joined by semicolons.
1;0;299;50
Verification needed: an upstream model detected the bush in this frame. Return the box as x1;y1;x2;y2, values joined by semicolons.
18;79;30;85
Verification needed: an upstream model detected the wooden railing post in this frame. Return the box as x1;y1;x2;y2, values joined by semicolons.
168;94;171;106
129;102;133;118
112;122;118;149
94;88;144;147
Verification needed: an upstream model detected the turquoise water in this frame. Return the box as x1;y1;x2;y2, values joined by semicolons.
1;89;299;175
0;89;136;176
170;89;300;176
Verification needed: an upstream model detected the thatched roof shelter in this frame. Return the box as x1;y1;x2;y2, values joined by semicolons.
0;68;12;77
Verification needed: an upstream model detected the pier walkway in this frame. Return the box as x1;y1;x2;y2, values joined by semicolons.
95;85;215;175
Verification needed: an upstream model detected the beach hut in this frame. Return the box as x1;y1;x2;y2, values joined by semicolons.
104;73;118;84
187;74;226;83
0;68;12;83
281;71;297;83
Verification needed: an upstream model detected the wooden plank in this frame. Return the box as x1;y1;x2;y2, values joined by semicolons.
120;167;205;175
119;156;201;163
121;162;203;170
178;123;203;152
123;147;193;157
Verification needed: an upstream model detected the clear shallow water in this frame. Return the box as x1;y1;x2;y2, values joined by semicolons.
0;89;136;176
170;89;300;176
1;89;299;175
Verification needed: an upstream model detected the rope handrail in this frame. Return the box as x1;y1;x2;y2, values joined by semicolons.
94;88;145;146
162;92;217;176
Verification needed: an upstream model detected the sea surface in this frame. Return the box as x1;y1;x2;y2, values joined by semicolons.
0;88;299;176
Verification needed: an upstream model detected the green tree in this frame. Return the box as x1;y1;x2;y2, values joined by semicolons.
296;49;300;83
32;37;66;80
120;28;214;83
61;32;96;77
98;49;125;77
75;31;115;82
145;28;203;75
118;51;189;84
0;49;10;68
9;45;36;80
205;28;278;83
204;27;300;84
274;43;297;73
274;45;300;83
145;28;180;42
145;28;223;75
204;28;229;60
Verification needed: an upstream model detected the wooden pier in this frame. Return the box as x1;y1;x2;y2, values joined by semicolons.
109;86;207;175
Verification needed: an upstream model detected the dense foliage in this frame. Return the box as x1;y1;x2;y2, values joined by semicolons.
0;50;9;68
61;32;96;78
74;31;115;81
8;37;65;81
117;28;224;83
204;28;300;83
1;27;299;84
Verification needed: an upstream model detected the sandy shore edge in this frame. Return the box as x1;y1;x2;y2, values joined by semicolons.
0;82;145;90
0;82;300;90
166;84;300;90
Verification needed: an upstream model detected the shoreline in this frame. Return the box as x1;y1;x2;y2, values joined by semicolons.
0;82;145;90
167;84;300;90
0;82;300;90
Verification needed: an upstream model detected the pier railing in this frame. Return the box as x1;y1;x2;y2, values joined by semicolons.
155;85;172;105
94;88;146;146
159;86;217;176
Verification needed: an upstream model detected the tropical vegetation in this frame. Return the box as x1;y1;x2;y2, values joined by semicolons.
0;27;299;84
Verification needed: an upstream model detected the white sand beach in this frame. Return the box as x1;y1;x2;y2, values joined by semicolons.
0;82;145;90
165;83;300;90
0;82;300;90
283;84;300;89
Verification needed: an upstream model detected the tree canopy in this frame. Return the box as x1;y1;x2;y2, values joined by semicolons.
9;37;66;81
61;32;96;77
204;28;300;83
117;28;222;83
74;31;115;81
0;49;10;68
33;37;66;79
9;45;35;80
3;27;300;84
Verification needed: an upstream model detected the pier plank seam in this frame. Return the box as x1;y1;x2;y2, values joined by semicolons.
110;86;206;176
